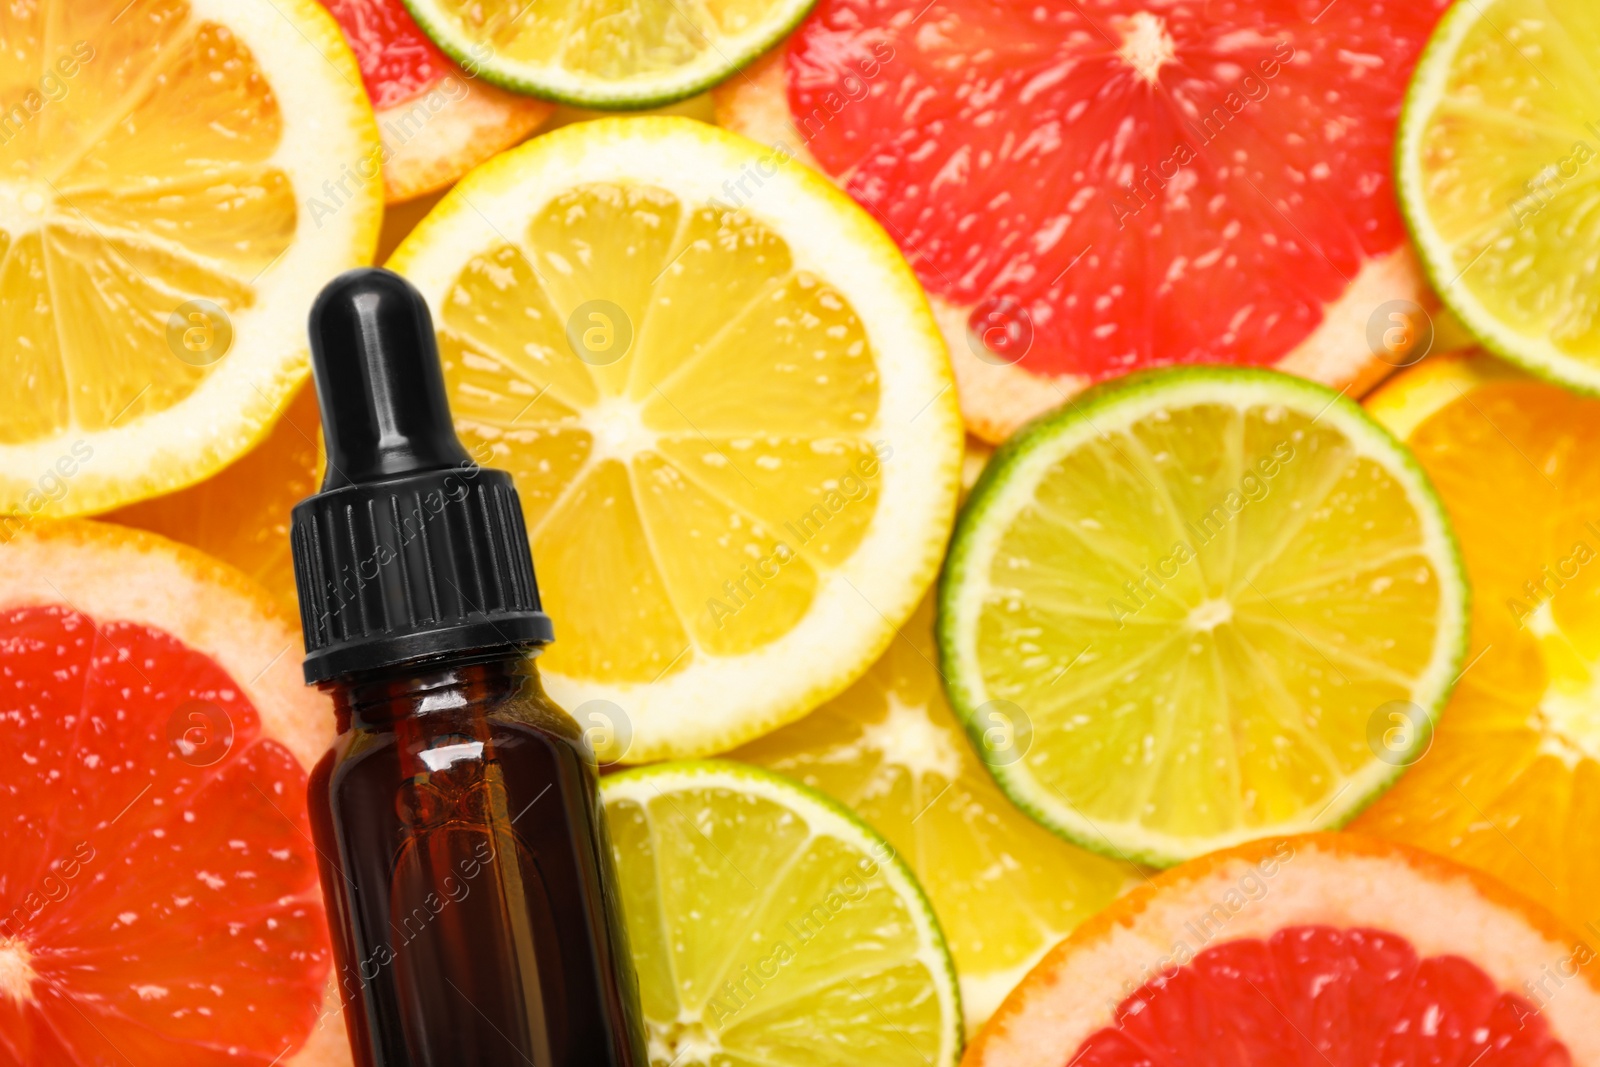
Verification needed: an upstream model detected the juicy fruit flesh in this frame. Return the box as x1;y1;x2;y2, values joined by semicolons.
785;0;1446;379
108;383;322;620
0;3;292;445
1073;925;1568;1064
438;181;883;684
1414;0;1600;368
1354;380;1600;937
975;396;1446;849
422;0;764;81
0;605;327;1063
319;0;453;108
605;778;950;1066
732;597;1132;1023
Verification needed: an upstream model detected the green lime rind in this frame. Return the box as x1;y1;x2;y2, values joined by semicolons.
399;0;818;110
936;366;1471;870
600;759;964;1063
1396;0;1600;396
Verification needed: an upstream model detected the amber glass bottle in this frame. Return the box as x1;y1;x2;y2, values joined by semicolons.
291;268;648;1067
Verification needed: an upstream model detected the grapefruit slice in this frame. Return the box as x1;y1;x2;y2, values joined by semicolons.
0;522;345;1066
717;1;1450;442
964;834;1600;1065
319;0;551;203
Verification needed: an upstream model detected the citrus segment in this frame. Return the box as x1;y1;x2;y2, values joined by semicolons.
937;368;1468;866
388;117;962;762
963;835;1600;1067
401;0;818;108
1398;0;1600;393
0;0;379;518
731;595;1137;1027
0;521;343;1066
318;0;550;202
1354;351;1600;940
601;761;962;1066
108;382;324;621
716;0;1449;441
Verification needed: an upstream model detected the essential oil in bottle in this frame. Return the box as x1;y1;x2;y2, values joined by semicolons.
289;268;649;1067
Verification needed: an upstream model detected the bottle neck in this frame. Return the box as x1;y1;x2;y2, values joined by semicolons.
324;649;544;732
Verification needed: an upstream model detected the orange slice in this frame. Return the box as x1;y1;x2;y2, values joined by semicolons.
965;834;1600;1066
1353;351;1600;941
0;522;345;1066
107;383;323;621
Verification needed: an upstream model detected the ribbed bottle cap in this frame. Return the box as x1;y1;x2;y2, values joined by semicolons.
290;268;553;685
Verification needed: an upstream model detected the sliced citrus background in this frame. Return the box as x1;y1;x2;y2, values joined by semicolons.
108;382;323;621
318;0;550;202
0;521;344;1066
602;761;962;1066
1354;350;1600;941
1398;0;1600;394
402;0;818;109
963;834;1600;1066
938;367;1469;867
717;0;1451;441
732;594;1136;1028
0;0;379;520
388;116;963;763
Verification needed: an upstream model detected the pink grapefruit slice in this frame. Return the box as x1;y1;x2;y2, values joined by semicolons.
320;0;550;203
963;834;1599;1065
0;522;346;1066
718;1;1450;441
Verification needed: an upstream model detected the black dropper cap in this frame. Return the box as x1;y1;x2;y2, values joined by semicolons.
290;268;553;685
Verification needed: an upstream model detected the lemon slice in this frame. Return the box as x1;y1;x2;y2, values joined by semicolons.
388;117;962;763
1398;0;1600;392
0;0;379;519
601;761;962;1066
402;0;817;108
731;594;1136;1028
937;367;1470;867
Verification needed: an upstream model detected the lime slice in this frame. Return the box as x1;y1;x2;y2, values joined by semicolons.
401;0;817;108
387;117;962;763
601;761;962;1065
1398;0;1600;393
937;367;1470;867
731;594;1136;1028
